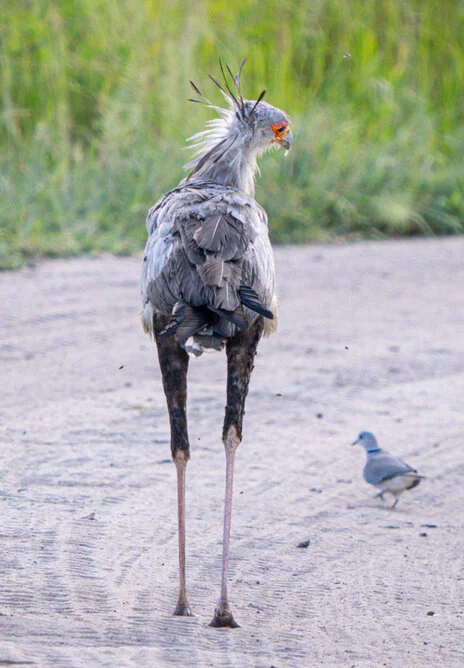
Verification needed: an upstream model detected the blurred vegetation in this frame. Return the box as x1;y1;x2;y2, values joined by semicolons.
1;0;464;268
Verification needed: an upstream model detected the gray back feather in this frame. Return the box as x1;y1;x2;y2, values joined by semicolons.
193;213;248;259
141;183;274;330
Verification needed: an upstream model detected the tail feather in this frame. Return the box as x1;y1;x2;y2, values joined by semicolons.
158;301;248;345
406;475;425;490
158;303;210;343
209;305;248;330
158;285;269;346
176;306;210;343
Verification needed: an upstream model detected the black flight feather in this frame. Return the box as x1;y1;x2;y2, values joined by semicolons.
209;305;249;330
159;304;212;343
238;285;274;319
158;304;185;342
176;305;211;343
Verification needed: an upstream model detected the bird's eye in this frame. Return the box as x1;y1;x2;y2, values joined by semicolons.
272;122;288;138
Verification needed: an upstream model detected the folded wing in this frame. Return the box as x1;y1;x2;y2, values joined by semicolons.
364;452;417;485
142;185;275;349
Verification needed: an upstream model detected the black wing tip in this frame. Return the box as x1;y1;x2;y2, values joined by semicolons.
157;322;178;342
247;303;274;319
238;286;274;319
157;303;186;342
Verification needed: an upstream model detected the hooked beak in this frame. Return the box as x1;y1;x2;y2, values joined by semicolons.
279;129;293;152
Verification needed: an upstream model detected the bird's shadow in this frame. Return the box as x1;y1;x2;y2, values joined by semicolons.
346;499;407;512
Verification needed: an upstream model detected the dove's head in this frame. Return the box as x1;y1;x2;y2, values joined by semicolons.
351;431;380;452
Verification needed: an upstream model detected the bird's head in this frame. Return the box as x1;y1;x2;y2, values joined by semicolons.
352;431;379;451
184;60;292;194
240;98;293;154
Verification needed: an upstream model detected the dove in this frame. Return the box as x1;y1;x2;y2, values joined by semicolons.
352;431;424;508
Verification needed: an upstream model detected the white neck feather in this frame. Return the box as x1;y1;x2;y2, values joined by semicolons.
183;106;260;196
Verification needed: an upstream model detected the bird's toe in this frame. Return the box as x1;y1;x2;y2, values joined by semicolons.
174;601;194;617
209;607;240;628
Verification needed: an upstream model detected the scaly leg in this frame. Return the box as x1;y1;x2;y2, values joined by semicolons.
210;318;263;628
153;313;192;616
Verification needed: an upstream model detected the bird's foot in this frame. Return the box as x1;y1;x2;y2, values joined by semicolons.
209;607;240;628
173;599;194;617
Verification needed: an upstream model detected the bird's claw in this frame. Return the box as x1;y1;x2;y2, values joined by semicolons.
209;607;240;628
174;601;194;617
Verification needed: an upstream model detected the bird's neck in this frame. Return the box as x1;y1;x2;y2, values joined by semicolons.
186;135;258;196
367;447;381;454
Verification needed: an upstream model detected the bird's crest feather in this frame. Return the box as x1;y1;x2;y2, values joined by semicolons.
185;60;266;167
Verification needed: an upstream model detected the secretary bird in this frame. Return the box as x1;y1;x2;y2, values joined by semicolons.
141;62;292;628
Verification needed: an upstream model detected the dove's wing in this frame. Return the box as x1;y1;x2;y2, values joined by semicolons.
364;451;416;485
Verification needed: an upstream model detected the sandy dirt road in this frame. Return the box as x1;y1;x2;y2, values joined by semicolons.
1;238;463;667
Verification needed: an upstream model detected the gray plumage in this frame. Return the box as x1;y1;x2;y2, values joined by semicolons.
352;431;424;508
141;75;292;356
140;63;292;627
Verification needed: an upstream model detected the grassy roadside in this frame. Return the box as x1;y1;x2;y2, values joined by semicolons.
1;1;463;269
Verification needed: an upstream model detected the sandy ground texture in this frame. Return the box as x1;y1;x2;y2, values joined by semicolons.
1;238;463;667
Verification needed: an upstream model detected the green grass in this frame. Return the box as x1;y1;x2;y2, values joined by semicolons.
1;0;464;268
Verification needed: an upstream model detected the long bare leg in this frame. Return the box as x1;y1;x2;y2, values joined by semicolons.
210;318;263;628
153;313;192;616
172;450;191;614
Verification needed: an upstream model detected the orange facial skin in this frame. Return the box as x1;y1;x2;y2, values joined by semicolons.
271;121;292;150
